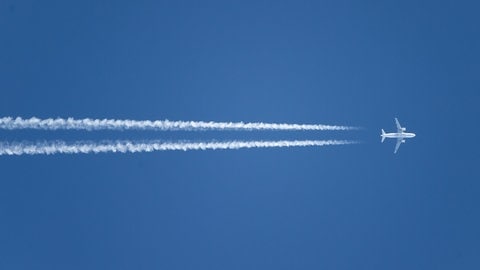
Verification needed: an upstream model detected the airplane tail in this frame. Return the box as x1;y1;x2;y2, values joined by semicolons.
381;129;386;143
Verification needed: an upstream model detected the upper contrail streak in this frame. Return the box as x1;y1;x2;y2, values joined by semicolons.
0;140;358;156
0;117;359;131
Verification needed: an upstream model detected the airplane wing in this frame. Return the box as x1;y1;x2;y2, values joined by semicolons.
394;138;402;154
395;118;402;133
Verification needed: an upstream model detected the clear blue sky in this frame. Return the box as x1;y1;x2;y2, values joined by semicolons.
1;1;479;269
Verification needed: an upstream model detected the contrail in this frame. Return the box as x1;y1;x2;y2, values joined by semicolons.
0;140;358;156
0;117;358;131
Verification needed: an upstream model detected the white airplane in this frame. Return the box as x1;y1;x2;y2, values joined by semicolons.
381;118;416;154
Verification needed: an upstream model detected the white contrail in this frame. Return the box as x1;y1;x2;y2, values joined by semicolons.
0;117;358;131
0;140;358;156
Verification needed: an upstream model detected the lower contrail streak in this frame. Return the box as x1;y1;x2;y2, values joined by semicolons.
0;140;358;156
0;117;358;131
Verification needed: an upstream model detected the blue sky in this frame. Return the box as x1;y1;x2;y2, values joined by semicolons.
1;1;479;269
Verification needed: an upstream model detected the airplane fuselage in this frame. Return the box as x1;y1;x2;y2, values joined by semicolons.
381;132;416;139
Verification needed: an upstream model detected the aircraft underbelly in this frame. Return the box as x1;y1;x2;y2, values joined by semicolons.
384;133;413;139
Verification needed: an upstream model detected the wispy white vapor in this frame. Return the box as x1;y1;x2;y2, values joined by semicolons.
0;140;358;156
0;117;358;131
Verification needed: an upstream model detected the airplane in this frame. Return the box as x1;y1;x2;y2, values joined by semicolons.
381;118;416;154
